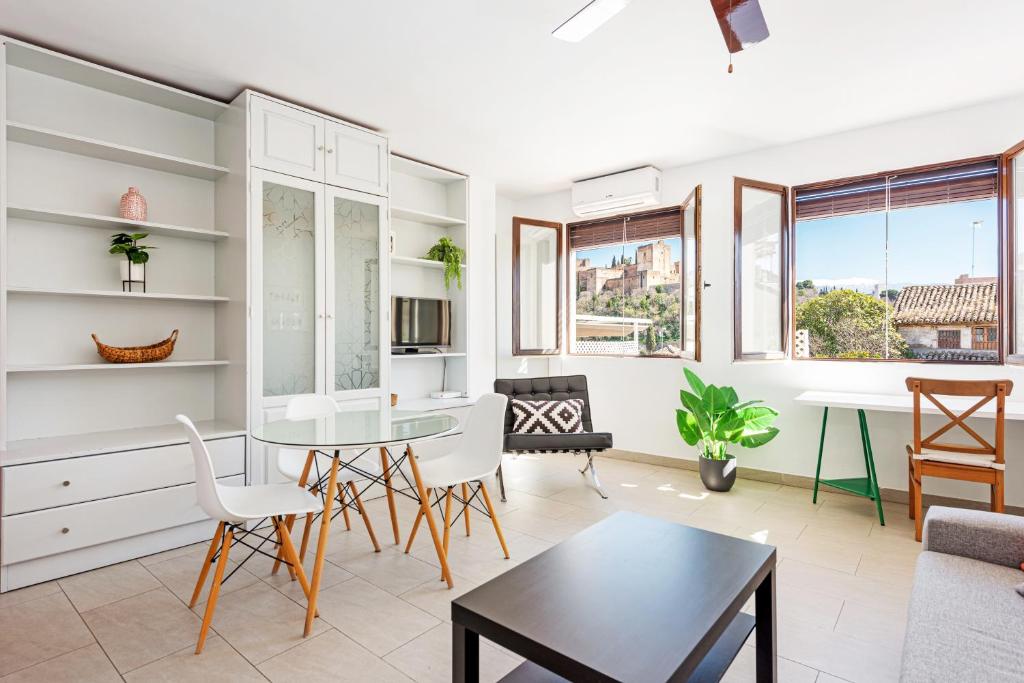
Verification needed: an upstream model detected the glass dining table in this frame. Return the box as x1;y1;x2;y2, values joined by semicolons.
252;407;460;637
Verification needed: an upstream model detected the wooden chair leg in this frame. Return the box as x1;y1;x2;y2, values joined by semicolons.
347;481;380;552
273;519;297;581
462;482;471;537
298;485;319;564
443;487;454;554
274;517;314;601
478;482;510;559
338;484;352;531
993;471;1005;513
380;447;401;545
405;508;425;553
189;522;224;608
196;527;233;654
912;462;924;542
907;454;914;520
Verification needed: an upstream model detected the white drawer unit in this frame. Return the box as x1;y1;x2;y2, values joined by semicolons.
250;94;388;195
1;436;245;515
2;475;244;565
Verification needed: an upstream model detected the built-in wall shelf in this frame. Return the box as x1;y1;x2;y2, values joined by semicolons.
5;41;229;120
391;155;465;183
6;122;230;180
391;206;466;227
7;360;230;373
390;255;468;270
0;419;245;467
390;352;467;360
7;205;229;241
7;287;228;303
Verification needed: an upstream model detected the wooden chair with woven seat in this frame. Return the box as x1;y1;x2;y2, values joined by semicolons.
906;377;1013;542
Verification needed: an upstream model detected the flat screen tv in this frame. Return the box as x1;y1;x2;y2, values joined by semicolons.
391;296;451;350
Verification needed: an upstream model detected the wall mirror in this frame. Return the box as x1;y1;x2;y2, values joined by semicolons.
513;217;563;355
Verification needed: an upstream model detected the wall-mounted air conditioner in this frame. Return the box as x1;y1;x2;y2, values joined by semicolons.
571;166;662;217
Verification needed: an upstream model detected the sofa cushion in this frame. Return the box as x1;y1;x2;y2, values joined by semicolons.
512;398;584;435
504;432;613;453
901;550;1024;682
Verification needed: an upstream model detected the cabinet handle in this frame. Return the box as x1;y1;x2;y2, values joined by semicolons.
327;148;334;154
61;527;69;534
327;314;335;319
317;145;324;151
317;313;325;319
62;480;70;487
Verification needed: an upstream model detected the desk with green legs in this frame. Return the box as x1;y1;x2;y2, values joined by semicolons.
796;390;1024;525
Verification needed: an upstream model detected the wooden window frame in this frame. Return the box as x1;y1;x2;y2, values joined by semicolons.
565;200;699;360
733;177;790;361
790;155;1004;365
1003;139;1024;363
512;216;563;356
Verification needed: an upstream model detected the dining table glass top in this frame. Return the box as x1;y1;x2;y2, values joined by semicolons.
251;407;459;449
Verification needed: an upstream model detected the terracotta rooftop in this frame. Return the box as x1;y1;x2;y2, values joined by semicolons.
893;283;997;326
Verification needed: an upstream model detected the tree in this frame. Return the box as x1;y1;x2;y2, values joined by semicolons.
795;289;911;359
796;279;815;290
610;255;617;267
644;325;657;354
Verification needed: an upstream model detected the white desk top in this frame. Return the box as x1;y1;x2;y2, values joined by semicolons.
795;390;1024;421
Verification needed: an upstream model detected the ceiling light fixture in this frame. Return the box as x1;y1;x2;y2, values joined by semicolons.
552;0;632;42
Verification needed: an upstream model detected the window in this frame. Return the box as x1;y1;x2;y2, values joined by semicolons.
1005;139;1024;362
734;178;788;359
793;158;999;363
567;193;701;358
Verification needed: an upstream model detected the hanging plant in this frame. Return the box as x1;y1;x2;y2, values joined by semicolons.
425;236;465;289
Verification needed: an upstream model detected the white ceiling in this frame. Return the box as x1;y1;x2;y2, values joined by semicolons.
2;0;1023;197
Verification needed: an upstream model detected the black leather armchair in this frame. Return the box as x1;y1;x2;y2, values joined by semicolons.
493;375;613;500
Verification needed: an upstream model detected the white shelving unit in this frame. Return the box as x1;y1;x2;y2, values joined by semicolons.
0;37;248;591
389;154;471;410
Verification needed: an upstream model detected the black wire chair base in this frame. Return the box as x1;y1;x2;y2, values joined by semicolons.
207;516;296;586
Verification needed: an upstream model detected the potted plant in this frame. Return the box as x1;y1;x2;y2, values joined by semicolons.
425;236;465;289
675;368;780;492
109;232;155;292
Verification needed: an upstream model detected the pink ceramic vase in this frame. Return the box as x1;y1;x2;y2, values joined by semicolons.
119;187;148;221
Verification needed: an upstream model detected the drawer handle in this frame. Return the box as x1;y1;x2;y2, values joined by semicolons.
62;480;70;487
317;145;324;151
327;148;334;154
61;527;69;534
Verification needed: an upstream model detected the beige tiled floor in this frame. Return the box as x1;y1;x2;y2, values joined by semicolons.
0;453;922;682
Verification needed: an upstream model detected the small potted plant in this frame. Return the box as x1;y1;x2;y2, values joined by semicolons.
675;368;779;492
109;232;155;292
425;236;465;289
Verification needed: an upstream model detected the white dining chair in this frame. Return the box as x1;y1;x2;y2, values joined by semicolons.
273;395;380;574
403;393;511;566
177;414;322;655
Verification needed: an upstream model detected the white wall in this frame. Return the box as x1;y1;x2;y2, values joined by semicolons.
502;94;1024;505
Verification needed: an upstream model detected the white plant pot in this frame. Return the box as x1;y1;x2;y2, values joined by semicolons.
119;260;146;283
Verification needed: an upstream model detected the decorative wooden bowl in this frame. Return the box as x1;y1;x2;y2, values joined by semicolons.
91;329;178;363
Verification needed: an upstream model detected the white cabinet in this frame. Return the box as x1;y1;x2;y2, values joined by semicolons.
325;121;389;195
250;96;388;196
252;168;389;412
250;96;325;181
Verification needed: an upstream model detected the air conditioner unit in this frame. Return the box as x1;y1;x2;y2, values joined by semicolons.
571;166;662;218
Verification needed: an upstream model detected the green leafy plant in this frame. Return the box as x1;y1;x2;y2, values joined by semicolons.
425;236;464;289
675;368;780;460
109;232;156;264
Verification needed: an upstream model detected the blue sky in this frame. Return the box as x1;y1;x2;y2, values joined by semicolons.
795;199;998;289
575;237;682;269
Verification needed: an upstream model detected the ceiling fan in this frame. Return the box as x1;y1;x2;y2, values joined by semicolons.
552;0;770;72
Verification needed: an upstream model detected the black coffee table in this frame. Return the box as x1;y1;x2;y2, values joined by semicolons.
452;511;776;682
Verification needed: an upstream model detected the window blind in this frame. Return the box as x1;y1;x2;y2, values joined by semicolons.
794;158;999;221
568;206;682;250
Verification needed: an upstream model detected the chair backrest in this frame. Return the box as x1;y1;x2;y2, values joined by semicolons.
447;393;509;475
285;394;339;420
177;414;232;520
905;377;1013;464
493;375;593;435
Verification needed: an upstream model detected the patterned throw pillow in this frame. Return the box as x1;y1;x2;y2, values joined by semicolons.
512;399;585;434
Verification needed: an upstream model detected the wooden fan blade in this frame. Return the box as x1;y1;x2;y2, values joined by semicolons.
710;0;769;54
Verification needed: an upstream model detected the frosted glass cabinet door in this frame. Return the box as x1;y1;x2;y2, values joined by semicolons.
260;175;323;398
327;187;388;398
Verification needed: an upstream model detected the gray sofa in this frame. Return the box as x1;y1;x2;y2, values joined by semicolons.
901;506;1024;682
